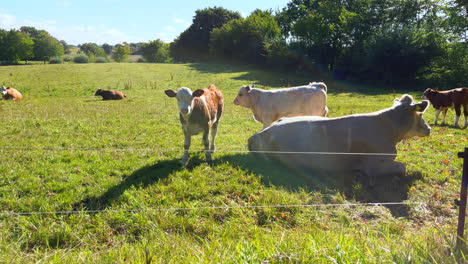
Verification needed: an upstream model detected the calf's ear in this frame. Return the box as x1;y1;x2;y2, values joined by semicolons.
164;90;177;97
413;100;429;113
192;89;204;97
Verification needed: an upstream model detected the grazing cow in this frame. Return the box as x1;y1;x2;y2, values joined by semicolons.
421;87;468;128
248;94;430;183
94;88;127;100
233;82;328;129
165;84;224;166
1;86;22;101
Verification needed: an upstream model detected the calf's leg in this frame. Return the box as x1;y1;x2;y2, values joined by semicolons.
454;104;461;127
181;133;191;166
463;104;468;128
434;109;440;124
441;108;448;124
210;122;219;151
203;129;212;163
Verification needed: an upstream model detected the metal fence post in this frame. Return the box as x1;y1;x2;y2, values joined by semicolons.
457;147;468;249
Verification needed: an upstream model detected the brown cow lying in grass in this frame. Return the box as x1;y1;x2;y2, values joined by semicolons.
1;86;22;101
422;87;468;128
94;88;127;100
165;84;224;166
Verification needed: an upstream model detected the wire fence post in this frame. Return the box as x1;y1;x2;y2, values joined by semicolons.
457;147;468;249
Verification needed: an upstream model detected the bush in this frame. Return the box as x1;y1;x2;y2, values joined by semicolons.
95;57;108;63
63;56;72;62
49;56;63;64
73;54;89;63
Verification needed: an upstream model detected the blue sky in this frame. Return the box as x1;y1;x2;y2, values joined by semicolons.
0;0;290;45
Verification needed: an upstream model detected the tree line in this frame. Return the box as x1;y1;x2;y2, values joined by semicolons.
171;1;466;87
1;0;466;86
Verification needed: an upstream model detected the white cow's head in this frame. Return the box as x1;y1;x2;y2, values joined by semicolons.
393;94;431;139
233;85;255;108
1;86;7;96
165;87;204;116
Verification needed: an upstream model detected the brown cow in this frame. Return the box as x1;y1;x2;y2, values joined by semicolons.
422;88;468;128
1;86;22;101
94;88;127;100
165;84;224;166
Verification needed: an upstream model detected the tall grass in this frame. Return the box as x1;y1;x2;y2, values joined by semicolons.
0;62;466;263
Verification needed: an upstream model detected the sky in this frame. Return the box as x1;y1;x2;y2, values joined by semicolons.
0;0;290;45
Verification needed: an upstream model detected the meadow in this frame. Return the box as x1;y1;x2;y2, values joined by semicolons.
0;62;466;263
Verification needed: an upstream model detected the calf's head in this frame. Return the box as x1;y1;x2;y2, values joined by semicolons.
421;88;438;100
233;85;254;108
393;94;431;139
165;87;204;116
1;86;7;95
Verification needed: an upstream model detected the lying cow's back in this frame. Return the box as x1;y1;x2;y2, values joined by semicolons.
248;94;430;173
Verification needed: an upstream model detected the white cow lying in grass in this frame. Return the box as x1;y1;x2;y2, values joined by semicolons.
248;94;431;183
233;82;328;129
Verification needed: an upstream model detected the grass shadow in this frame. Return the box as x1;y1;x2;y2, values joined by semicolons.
75;159;182;211
214;153;422;217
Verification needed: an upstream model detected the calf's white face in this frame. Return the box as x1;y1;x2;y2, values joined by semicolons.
233;85;253;108
165;87;204;116
1;86;6;95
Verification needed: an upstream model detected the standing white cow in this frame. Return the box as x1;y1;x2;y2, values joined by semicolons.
233;82;328;128
248;94;430;182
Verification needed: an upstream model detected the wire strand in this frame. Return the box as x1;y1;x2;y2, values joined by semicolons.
0;202;425;217
0;146;452;157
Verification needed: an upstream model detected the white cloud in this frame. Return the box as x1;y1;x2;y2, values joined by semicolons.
165;25;177;32
56;0;72;7
173;18;190;27
0;13;17;29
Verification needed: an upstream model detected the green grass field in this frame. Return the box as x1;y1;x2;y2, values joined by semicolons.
0;63;466;263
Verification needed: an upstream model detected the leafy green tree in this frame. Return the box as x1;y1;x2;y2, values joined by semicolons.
0;30;34;64
101;43;113;55
79;42;107;57
210;10;281;63
33;30;64;63
112;44;131;62
140;39;171;62
59;40;71;54
171;6;241;60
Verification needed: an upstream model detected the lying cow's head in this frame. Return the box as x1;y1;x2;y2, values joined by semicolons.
393;94;431;139
421;88;438;100
233;85;255;108
165;87;204;116
94;88;103;96
1;86;7;95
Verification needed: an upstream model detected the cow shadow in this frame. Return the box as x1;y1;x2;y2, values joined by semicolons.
74;159;183;211
213;153;422;217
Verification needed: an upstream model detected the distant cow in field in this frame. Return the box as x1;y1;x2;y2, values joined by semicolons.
248;94;430;183
421;87;468;128
165;84;224;166
233;82;328;129
1;86;22;101
94;88;127;100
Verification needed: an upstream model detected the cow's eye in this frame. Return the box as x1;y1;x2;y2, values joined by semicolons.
238;93;242;97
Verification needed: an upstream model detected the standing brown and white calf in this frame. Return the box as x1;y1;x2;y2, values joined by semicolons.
165;84;224;166
1;86;22;101
422;87;468;128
